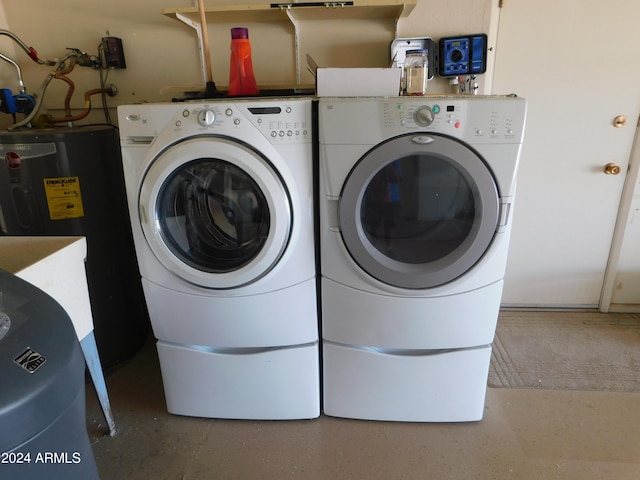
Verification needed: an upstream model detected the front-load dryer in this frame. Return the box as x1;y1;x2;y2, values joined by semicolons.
118;98;319;420
319;96;526;422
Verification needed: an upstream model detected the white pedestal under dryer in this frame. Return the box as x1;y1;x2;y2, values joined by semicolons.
118;98;319;420
318;96;527;422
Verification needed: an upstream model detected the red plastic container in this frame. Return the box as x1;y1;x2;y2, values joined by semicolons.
228;27;259;96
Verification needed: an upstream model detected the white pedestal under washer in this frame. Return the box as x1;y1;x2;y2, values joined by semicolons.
319;96;526;422
118;98;319;420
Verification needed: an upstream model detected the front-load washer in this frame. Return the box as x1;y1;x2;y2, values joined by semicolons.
319;96;526;422
118;98;319;420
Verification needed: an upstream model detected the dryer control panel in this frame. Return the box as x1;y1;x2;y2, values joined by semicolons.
381;97;526;145
383;101;469;136
319;96;526;147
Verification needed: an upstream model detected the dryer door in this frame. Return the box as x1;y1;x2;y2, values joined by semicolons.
339;132;500;289
139;136;291;289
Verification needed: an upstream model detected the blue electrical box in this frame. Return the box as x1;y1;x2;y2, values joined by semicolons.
438;33;487;77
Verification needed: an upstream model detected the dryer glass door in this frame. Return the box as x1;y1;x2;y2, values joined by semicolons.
139;136;291;289
339;133;499;289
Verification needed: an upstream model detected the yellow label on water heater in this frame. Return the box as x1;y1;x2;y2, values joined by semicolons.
43;176;85;220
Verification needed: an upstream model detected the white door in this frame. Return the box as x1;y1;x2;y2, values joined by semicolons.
492;0;640;308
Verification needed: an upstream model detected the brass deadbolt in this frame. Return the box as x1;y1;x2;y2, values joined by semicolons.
613;115;627;128
604;163;621;175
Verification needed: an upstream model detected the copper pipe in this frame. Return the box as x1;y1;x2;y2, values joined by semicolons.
47;87;111;124
53;57;78;76
9;51;78;130
52;74;75;117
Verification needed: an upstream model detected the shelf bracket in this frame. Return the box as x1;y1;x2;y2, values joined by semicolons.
284;7;302;85
175;10;208;85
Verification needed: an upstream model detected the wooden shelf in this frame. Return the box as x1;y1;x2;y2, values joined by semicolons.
161;0;416;86
161;1;416;24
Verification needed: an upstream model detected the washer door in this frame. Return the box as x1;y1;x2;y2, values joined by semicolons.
339;133;499;289
139;136;291;289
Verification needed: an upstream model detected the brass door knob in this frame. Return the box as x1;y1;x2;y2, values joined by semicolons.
613;115;627;128
604;163;621;175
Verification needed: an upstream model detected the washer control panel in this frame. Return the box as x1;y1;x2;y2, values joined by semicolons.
185;101;311;145
118;99;312;146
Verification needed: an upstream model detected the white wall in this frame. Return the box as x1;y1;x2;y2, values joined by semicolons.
0;0;493;129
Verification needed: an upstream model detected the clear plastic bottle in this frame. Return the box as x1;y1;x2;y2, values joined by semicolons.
228;27;259;96
403;49;428;96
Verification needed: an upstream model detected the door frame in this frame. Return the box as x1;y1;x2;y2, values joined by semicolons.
601;120;640;312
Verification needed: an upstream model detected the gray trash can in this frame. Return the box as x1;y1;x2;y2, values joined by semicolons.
0;269;99;480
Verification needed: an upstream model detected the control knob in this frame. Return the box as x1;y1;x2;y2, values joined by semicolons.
197;109;216;126
414;106;434;127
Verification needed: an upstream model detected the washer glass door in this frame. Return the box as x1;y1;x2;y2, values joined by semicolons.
339;132;500;289
139;136;291;289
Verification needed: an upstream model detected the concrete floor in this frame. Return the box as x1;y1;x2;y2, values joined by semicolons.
86;336;640;480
